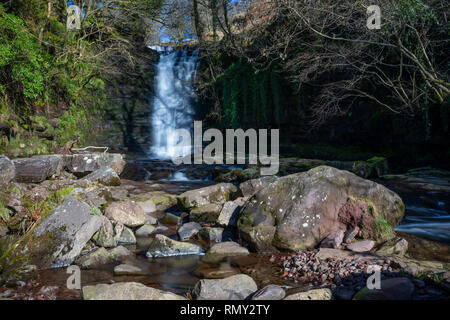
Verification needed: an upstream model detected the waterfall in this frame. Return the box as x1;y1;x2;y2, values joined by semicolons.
148;45;199;159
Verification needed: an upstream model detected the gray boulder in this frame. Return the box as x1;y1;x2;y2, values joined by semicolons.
67;153;125;175
32;197;102;267
284;288;332;300
92;216;117;248
238;166;404;252
146;234;203;258
114;224;136;245
81;167;121;186
177;183;240;211
82;282;186;300
320;229;345;249
105;201;146;227
250;285;286;300
347;240;375;252
13;155;63;183
192;274;257;300
199;227;224;243
203;241;250;264
135;224;156;237
0;156;15;185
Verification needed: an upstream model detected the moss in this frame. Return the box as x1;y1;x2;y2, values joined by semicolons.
373;216;393;239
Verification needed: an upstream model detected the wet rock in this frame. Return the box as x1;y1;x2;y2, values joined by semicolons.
92;216;117;248
114;224;136;245
105;201;146;227
353;277;415;300
161;212;184;225
81;167;121;186
12;155;63;183
238;166;404;252
250;285;285;300
0;156;15;186
178;222;202;241
376;237;408;256
284;288;332;300
67;153;125;176
199;227;224;243
30;197;102;267
217;201;241;227
132;191;177;212
146;234;203;258
189;204;223;224
135;224;156;237
347;240;375;253
114;264;146;276
192;274;257;300
334;287;355;300
203;241;250;264
82;282;186;300
320;229;345;249
76;245;132;269
177;183;240;211
193;264;240;279
239;176;278;197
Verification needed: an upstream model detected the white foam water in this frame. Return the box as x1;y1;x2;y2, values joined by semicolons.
148;45;199;159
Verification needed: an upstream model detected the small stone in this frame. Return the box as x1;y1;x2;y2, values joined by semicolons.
284;288;332;300
178;222;202;241
250;285;286;300
135;224;156;237
114;264;146;276
347;240;375;253
320;229;345;249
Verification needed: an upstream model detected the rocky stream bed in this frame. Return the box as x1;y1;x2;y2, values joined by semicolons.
0;153;449;300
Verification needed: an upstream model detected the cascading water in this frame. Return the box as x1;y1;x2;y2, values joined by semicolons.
148;45;199;159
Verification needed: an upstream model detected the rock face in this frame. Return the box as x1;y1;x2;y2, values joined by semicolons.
238;166;404;252
284;288;332;300
67;153;125;176
0;156;15;185
146;234;203;258
203;242;250;264
32;197;102;267
82;282;186;300
177;183;240;211
192;274;258;300
81;167;121;186
353;277;415;300
105;201;146;227
12;155;63;183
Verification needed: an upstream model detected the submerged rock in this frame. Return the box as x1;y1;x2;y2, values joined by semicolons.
192;274;257;300
203;241;250;264
238;166;404;252
114;264;146;276
146;234;203;258
105;200;146;228
82;282;186;300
